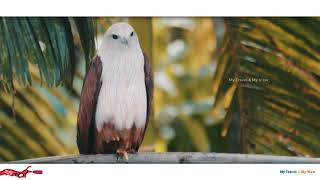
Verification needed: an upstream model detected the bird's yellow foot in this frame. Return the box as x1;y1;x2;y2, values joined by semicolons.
116;149;129;162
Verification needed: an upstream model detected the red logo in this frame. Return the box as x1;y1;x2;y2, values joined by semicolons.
0;166;42;178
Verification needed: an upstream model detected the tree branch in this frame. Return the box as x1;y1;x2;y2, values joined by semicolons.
11;152;320;164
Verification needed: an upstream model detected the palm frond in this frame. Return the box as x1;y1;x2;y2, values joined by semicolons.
0;17;96;91
0;63;80;161
73;18;97;72
213;18;320;157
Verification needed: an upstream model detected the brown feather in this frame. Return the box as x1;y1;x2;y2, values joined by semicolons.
77;56;102;154
94;122;145;153
138;53;154;150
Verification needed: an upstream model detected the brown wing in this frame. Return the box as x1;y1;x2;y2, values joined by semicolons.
144;53;153;129
77;56;103;154
134;53;153;150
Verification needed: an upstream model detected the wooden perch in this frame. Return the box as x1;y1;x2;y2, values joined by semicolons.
11;152;320;164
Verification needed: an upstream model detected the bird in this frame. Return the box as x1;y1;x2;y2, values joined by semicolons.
76;22;153;161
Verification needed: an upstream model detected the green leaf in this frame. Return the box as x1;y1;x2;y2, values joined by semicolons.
213;18;320;157
0;17;96;90
0;64;79;161
73;18;97;72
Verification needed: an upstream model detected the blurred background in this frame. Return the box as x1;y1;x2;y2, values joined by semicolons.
0;17;319;161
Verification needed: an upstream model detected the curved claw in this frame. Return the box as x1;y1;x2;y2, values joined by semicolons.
116;149;129;162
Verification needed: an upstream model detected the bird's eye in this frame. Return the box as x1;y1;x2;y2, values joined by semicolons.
130;31;134;37
112;34;118;39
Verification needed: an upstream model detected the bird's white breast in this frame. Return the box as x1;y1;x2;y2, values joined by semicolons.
95;50;147;131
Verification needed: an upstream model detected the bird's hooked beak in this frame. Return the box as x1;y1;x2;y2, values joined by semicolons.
120;37;129;46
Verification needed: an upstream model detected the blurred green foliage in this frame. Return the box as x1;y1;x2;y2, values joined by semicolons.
213;18;320;157
151;18;218;152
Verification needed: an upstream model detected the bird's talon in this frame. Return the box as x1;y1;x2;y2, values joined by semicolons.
116;150;129;162
123;152;128;162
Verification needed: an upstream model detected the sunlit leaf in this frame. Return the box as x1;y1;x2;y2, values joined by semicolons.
213;18;320;157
